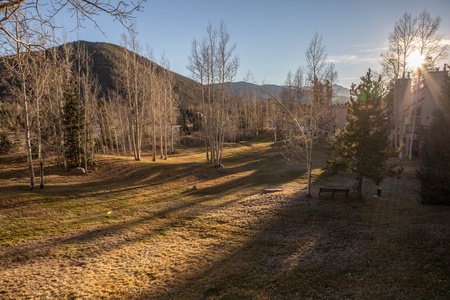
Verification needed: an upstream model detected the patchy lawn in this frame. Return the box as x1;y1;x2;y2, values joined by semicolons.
0;142;449;299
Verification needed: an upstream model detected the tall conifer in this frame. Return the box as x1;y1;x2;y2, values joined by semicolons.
63;82;84;169
327;70;391;198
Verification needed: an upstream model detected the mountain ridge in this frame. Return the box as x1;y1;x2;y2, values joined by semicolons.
1;41;350;106
223;81;351;103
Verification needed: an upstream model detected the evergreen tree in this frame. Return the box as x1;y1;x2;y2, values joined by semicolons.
327;69;391;198
416;72;450;205
63;82;84;169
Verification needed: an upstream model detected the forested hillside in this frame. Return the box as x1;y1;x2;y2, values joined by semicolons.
0;41;202;110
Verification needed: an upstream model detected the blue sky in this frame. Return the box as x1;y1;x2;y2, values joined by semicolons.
58;0;450;89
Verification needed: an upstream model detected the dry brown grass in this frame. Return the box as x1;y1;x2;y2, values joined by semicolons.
0;141;449;299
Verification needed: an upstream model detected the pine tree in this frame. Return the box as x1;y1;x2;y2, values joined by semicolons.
63;82;84;169
416;72;450;205
327;69;391;198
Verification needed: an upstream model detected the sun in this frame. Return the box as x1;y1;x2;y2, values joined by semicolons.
407;50;425;70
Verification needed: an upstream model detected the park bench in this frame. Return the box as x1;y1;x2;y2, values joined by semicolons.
319;187;349;198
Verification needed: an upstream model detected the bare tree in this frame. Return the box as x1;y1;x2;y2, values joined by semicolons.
381;13;417;82
187;38;209;161
74;42;100;172
187;21;239;166
416;10;448;65
48;41;74;170
1;13;37;188
0;0;146;50
158;54;177;159
28;46;52;188
275;33;336;197
1;0;144;188
117;29;145;161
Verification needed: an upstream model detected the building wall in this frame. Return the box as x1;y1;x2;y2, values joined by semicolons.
395;68;446;158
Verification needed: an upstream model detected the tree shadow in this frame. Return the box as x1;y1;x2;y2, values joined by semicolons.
0;143;305;268
133;188;450;299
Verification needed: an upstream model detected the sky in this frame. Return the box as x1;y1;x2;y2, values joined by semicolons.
56;0;450;89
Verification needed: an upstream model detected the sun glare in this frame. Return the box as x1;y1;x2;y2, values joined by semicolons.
407;50;425;70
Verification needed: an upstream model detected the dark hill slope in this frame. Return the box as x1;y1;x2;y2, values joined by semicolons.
0;41;201;110
68;41;201;109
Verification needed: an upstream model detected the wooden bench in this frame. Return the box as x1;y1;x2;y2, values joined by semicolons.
319;187;349;197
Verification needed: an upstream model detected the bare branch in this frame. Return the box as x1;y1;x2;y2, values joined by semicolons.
0;0;146;48
0;0;25;12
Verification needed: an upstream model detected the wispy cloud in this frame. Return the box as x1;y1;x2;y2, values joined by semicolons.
441;38;450;46
360;47;388;54
328;54;358;63
331;43;388;65
328;54;379;64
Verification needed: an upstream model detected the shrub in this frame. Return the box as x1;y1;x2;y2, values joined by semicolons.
0;132;12;155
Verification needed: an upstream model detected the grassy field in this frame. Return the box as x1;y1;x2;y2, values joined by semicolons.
0;141;449;299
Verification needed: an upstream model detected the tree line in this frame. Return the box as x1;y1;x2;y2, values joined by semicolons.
0;30;179;188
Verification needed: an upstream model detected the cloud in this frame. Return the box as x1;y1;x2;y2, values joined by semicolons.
441;38;450;46
328;54;358;63
328;54;378;64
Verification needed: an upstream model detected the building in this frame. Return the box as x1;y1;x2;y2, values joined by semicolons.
393;64;448;159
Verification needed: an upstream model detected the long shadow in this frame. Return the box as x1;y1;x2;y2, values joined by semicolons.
126;193;366;299
0;143;304;268
134;190;449;299
0;160;207;211
127;166;450;299
0;189;243;267
192;145;303;198
5;145;445;298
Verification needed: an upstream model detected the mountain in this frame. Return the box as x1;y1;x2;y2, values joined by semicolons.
0;41;202;110
1;41;350;107
223;81;351;103
67;41;202;108
332;84;351;104
223;81;284;99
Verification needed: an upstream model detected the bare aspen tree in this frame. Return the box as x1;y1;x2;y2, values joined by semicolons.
203;23;216;164
381;13;415;154
215;21;239;164
2;11;36;188
103;92;129;155
278;68;306;176
158;54;177;160
187;38;209;161
236;88;263;140
144;48;158;161
188;21;239;166
118;30;144;161
17;51;36;188
381;13;417;81
74;42;100;171
274;33;336;197
105;94;123;155
416;11;448;64
28;45;53;188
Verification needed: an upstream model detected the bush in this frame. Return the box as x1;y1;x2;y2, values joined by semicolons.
0;132;12;155
416;74;450;205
